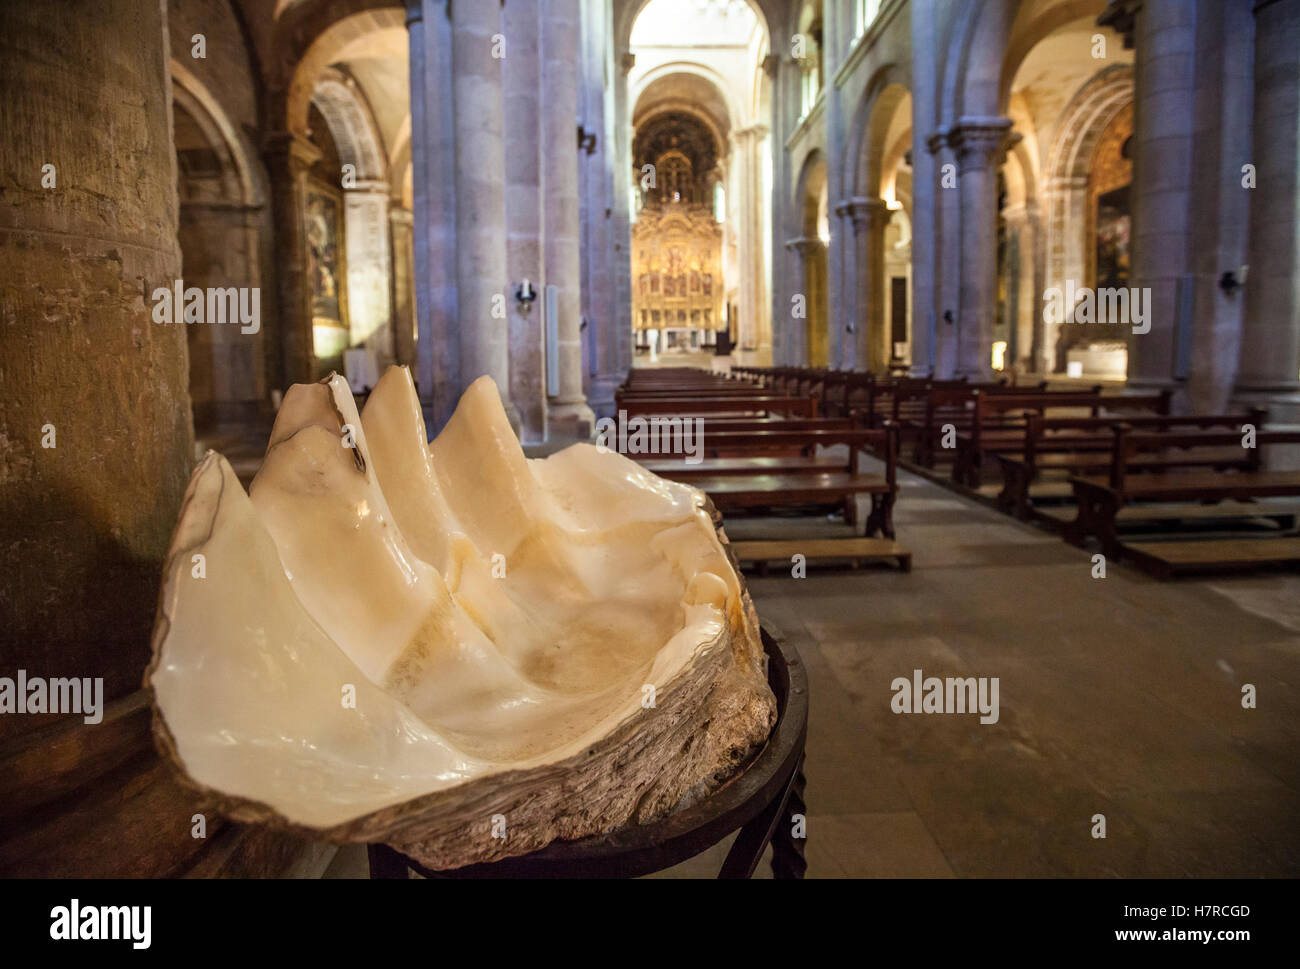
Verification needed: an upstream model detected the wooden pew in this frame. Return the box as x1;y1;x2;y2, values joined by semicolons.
1065;427;1300;572
617;395;818;417
647;424;901;538
903;382;1049;467
952;388;1170;486
993;411;1265;519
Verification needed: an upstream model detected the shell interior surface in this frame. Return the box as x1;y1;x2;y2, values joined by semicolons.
148;367;774;838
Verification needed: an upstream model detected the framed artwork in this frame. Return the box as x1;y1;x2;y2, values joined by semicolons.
306;187;344;325
1096;184;1131;291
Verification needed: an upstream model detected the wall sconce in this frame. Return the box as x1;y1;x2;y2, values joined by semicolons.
516;278;537;315
577;125;597;155
1219;265;1248;294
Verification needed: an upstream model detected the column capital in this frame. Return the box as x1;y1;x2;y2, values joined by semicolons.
925;125;951;155
949;117;1017;174
1097;0;1141;49
762;53;780;78
621;50;636;74
261;131;321;175
388;205;414;226
1000;200;1040;226
839;196;891;233
730;122;770;144
785;236;825;255
349;178;391;195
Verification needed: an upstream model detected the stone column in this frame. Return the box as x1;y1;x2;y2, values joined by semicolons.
1237;0;1300;417
1123;0;1197;393
389;205;416;370
344;179;393;372
784;238;811;365
769;52;797;366
451;0;518;428
614;49;637;379
263;131;321;386
0;0;194;737
950;117;1016;380
731;124;769;362
927;127;961;377
504;0;546;442
909;0;940;376
541;0;595;436
847;197;892;373
1002;201;1041;373
581;0;623;420
407;0;460;425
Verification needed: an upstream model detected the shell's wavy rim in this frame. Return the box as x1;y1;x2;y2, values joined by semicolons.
143;369;776;864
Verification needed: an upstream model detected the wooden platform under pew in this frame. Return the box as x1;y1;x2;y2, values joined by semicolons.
729;537;912;574
1121;537;1300;579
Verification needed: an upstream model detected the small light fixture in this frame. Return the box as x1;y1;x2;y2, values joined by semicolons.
516;278;537;315
577;125;597;155
1219;265;1248;294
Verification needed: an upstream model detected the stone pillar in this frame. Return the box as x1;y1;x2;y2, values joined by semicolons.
580;0;623;420
1124;0;1197;393
927;127;961;377
847;197;892;372
1002;201;1042;373
769;52;796;366
344;179;393;373
451;0;518;427
263;131;321;386
731;124;770;363
389;205;416;370
909;1;940;377
0;0;195;739
614;49;637;379
1237;0;1300;417
784;239;809;365
541;0;595;437
407;0;460;424
504;0;546;442
950;117;1016;380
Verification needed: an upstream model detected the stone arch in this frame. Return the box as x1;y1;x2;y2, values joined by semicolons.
999;0;1110;114
281;6;406;139
1040;65;1134;372
633;63;742;138
170;62;269;425
171;61;260;206
310;68;387;182
616;0;774;53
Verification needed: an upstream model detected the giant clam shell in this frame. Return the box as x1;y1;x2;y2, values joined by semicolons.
146;366;776;869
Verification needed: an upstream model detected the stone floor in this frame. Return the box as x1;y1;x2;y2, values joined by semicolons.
320;460;1300;879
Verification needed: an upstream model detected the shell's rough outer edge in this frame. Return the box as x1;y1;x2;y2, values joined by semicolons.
145;375;777;871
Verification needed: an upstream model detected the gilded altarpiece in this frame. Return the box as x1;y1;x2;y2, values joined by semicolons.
632;202;723;332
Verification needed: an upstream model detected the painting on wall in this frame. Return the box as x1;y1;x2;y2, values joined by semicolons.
1096;184;1131;292
306;188;344;325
